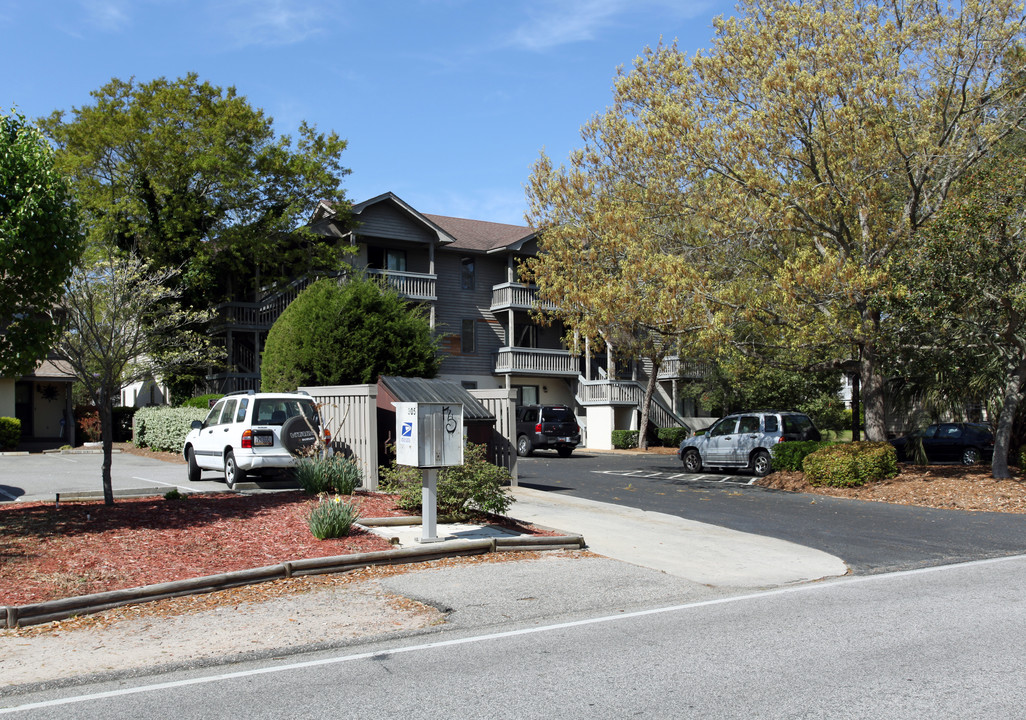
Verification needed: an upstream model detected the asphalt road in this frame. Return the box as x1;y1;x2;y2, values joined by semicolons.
4;554;1024;718
518;449;1026;574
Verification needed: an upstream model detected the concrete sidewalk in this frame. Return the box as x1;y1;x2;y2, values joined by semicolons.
366;486;847;588
509;487;848;587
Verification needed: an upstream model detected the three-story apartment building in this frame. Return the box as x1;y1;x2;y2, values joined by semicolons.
208;192;702;448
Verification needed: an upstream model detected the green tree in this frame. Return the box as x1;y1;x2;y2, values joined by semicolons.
886;145;1026;478
261;276;440;391
528;0;1026;441
0;110;82;376
526;160;713;449
681;357;844;428
38;74;351;310
55;251;219;504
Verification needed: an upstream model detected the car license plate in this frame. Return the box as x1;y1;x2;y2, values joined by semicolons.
253;435;273;447
559;437;572;442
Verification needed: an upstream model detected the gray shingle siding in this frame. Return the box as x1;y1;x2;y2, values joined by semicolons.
434;252;507;377
356;202;437;245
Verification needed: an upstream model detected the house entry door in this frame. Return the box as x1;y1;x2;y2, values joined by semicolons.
14;382;32;437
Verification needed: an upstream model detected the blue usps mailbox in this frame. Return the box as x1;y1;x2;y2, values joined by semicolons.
395;402;464;543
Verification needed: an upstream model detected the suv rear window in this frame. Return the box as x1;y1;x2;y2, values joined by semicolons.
783;414;814;435
541;407;577;423
254;398;318;426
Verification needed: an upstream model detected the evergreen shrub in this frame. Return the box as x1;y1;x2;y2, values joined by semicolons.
772;440;832;472
611;430;639;449
657;427;690;447
0;417;20;450
379;442;513;519
261;276;439;391
181;394;223;410
802;441;898;487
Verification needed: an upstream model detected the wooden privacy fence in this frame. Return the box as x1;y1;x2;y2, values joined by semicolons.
469;387;518;485
301;383;518;489
300;384;379;490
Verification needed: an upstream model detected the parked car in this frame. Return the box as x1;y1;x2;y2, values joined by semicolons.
677;410;821;477
515;404;581;457
183;390;329;488
889;422;994;465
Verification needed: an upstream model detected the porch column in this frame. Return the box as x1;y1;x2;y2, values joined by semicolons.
585;337;592;381
429;244;437;329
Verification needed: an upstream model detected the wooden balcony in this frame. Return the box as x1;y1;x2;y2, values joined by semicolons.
366;269;437;301
494;347;578;377
490;282;557;312
211;301;269;332
578;379;642;406
657;357;708;380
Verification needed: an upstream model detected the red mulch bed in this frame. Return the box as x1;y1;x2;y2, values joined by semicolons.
0;491;407;607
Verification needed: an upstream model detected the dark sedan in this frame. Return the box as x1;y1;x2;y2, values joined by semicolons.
890;422;994;465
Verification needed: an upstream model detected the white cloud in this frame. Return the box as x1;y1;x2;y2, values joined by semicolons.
507;0;709;51
79;0;131;31
211;0;330;48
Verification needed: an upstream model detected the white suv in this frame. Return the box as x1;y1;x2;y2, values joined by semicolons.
183;391;328;488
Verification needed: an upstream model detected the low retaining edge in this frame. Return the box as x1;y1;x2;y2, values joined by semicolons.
1;534;587;628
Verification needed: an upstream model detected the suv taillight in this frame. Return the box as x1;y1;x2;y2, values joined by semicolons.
241;429;253;449
323;428;332;444
535;423;542;433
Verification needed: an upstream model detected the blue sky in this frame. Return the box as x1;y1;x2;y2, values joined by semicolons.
2;0;728;225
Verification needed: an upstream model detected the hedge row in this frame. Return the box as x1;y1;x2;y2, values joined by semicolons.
771;440;832;472
802;441;898;487
133;406;208;454
612;427;691;450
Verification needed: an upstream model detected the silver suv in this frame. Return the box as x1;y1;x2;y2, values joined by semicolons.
677;411;821;477
183;391;328;488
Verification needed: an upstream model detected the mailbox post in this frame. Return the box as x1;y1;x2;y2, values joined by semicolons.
395;402;464;543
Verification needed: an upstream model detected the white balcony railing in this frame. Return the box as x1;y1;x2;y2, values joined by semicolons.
657;357;708;379
494;346;577;376
578;379;687;428
366;269;437;301
490;282;557;312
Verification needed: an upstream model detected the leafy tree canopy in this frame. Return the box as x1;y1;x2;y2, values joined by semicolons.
526;0;1026;441
884;134;1026;477
38;74;351;308
0;110;82;376
261;277;440;392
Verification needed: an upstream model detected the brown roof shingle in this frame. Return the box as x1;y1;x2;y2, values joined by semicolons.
423;214;534;253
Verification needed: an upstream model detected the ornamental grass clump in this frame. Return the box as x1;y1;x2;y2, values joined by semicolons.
802;441;898;487
294;455;363;495
306;496;361;539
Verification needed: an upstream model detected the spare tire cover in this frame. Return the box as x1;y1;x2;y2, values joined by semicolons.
281;415;319;456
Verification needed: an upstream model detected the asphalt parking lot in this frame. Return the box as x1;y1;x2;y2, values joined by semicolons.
0;450;251;502
517;449;1026;574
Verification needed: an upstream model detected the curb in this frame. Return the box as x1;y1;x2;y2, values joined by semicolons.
1;533;587;629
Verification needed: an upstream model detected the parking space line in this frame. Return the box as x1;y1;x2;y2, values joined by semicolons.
592;469;753;487
131;477;198;494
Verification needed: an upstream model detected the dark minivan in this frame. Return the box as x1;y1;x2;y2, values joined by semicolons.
516;405;581;457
